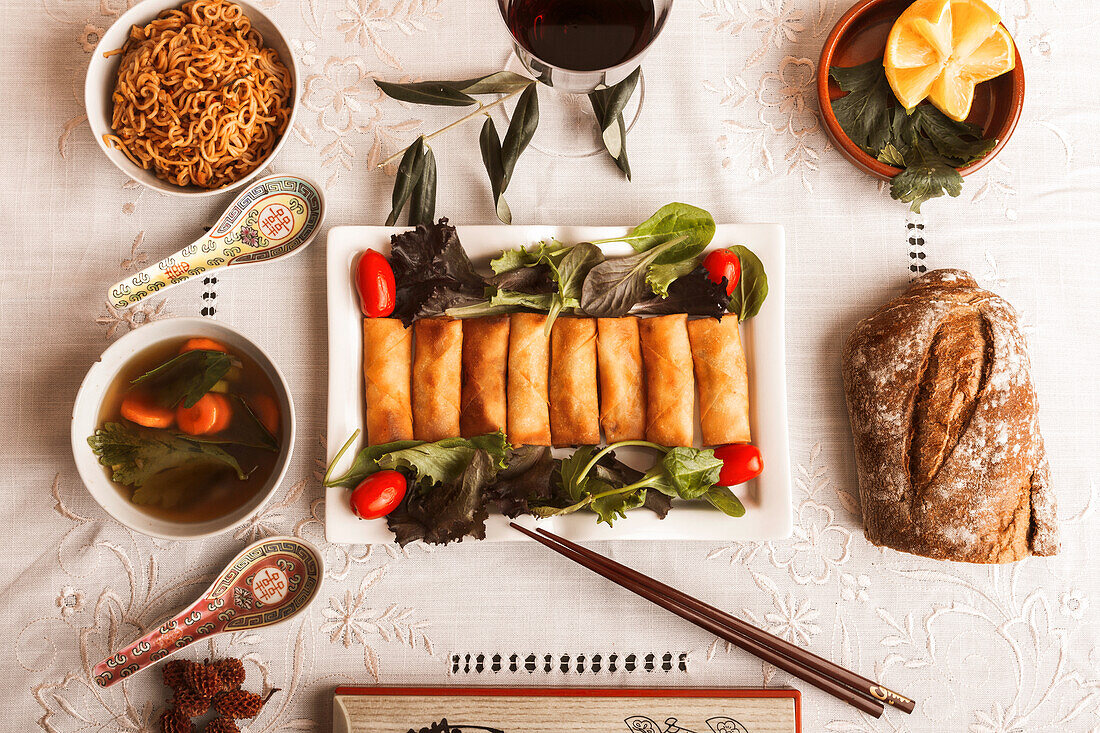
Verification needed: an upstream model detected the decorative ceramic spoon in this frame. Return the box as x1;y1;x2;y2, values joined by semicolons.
107;174;325;309
92;536;324;687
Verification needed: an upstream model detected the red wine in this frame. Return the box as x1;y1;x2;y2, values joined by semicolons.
506;0;657;72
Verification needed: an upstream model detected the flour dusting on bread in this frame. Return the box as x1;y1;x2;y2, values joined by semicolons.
842;269;1058;563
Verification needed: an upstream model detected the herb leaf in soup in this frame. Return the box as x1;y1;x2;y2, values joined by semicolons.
132;349;232;408
179;395;279;451
88;422;246;490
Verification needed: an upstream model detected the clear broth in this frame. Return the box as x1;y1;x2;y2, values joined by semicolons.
96;338;281;523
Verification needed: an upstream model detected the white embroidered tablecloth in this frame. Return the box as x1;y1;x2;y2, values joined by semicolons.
2;0;1098;731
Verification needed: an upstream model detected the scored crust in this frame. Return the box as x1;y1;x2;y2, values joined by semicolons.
842;269;1058;563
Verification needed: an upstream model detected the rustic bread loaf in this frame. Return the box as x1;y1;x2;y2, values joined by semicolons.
842;269;1057;563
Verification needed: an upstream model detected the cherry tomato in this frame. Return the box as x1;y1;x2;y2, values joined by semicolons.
355;249;396;318
349;470;407;520
702;248;742;296
714;443;763;486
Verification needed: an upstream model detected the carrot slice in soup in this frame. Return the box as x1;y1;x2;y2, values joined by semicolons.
120;390;175;429
179;338;229;354
249;393;280;435
177;393;233;435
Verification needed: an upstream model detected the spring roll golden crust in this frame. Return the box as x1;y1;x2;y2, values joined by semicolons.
688;315;751;446
412;318;463;441
362;318;414;444
639;314;695;447
507;313;552;446
550;317;600;447
460;316;510;437
596;317;646;442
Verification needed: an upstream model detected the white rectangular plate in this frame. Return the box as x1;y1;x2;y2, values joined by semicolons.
325;224;791;544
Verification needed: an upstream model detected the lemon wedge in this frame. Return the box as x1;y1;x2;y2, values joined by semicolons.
884;0;1015;121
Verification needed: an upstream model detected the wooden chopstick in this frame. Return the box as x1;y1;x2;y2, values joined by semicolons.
511;523;911;718
533;526;915;715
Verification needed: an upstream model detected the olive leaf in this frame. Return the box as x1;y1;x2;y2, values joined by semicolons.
501;84;539;189
374;80;477;107
588;67;640;179
455;71;536;95
479;84;539;224
408;145;437;226
479;117;512;224
728;244;768;321
385;136;429;226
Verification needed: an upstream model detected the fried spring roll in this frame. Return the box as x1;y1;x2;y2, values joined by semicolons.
362;318;413;444
596;317;646;442
639;314;695;447
460;316;510;437
412;318;462;441
688;314;751;446
550;317;600;446
507;313;551;445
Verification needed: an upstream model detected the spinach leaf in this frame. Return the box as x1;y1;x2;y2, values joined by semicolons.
131;349;232;408
728;245;768;321
88;422;245;490
545;242;603;332
661;447;724;499
387;449;496;546
377;431;509;485
592;203;716;262
445;290;558;319
704;486;746;517
579;237;682;317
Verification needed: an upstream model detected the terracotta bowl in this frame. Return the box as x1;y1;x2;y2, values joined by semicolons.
817;0;1024;180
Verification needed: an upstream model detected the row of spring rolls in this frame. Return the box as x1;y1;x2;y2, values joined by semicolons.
361;312;750;447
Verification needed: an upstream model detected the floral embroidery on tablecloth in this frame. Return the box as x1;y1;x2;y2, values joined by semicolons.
300;56;423;187
335;0;445;70
319;564;433;680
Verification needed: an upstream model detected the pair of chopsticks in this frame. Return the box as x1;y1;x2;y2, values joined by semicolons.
511;523;914;718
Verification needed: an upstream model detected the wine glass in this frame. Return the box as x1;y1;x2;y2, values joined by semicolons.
497;0;675;94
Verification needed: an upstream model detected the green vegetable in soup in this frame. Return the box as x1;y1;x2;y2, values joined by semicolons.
131;349;233;408
88;422;246;491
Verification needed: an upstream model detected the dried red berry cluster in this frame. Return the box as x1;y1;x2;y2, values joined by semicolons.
158;657;279;733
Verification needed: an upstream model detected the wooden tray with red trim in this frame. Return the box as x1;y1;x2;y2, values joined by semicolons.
333;687;801;733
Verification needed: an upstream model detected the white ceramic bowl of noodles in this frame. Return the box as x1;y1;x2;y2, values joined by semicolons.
71;317;296;540
84;0;300;198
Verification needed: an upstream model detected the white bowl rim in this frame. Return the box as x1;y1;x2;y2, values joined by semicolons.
83;0;301;198
71;317;297;540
